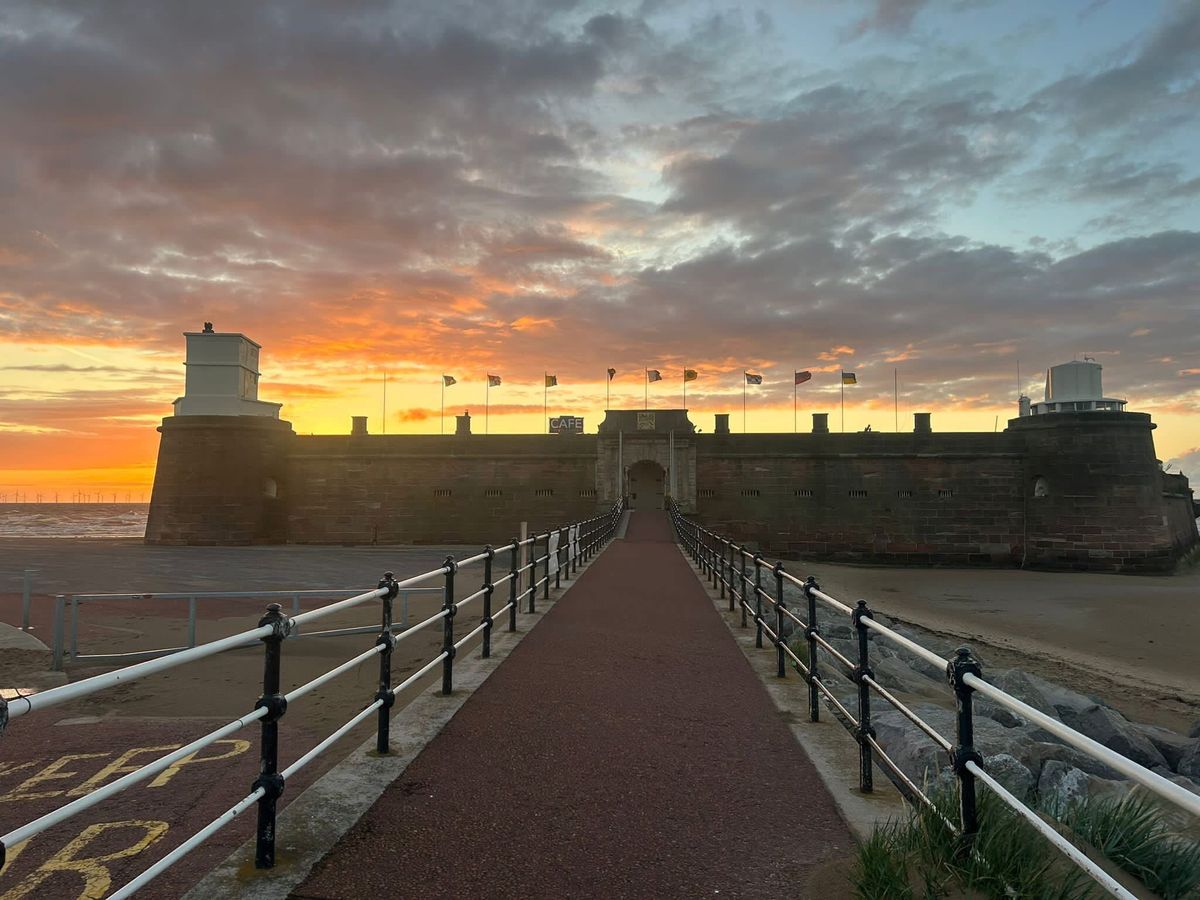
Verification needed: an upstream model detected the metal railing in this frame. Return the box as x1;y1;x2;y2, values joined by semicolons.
0;499;625;897
50;586;443;669
670;501;1199;900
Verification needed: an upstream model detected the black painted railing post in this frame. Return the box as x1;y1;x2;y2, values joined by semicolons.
508;539;519;632
718;541;727;601
852;600;875;792
753;553;764;649
727;543;735;612
542;533;550;601
949;646;983;847
527;538;537;614
441;557;457;695
803;576;821;722
375;572;399;754
253;602;291;869
705;535;715;592
482;547;494;659
738;547;749;628
774;563;786;678
554;528;562;589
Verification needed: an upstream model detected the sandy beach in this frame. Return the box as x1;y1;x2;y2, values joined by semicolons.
782;557;1200;734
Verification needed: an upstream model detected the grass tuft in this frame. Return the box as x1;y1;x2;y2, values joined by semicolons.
1052;794;1200;900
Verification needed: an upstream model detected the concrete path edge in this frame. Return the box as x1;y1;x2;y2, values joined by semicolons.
674;543;908;841
183;546;612;900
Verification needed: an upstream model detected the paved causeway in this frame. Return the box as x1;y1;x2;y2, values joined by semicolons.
293;511;854;899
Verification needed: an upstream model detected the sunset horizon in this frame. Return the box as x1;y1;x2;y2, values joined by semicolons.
2;0;1198;497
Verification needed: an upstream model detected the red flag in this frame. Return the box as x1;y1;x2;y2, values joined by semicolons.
795;371;812;385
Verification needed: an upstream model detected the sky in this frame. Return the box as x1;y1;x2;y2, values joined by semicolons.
1;0;1198;499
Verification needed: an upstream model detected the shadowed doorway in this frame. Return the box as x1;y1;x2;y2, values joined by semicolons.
628;459;666;510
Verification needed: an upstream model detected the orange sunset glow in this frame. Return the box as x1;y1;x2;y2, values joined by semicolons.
2;2;1199;499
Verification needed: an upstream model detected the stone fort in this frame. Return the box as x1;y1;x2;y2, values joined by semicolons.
146;328;1198;573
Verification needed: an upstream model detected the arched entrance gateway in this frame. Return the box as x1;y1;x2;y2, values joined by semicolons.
628;459;666;510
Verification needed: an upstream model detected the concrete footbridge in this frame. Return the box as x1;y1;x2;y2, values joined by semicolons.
2;501;1197;899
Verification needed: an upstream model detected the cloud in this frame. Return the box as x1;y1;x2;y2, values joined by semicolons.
0;0;1197;486
1034;3;1200;140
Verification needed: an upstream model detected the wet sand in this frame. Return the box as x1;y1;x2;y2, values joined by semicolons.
784;558;1200;734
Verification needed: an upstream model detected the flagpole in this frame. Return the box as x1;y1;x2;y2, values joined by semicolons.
441;378;445;435
793;375;797;433
644;368;648;410
743;375;747;433
606;371;610;411
486;377;490;435
840;375;844;433
894;369;898;432
382;371;387;435
683;366;687;409
544;373;547;433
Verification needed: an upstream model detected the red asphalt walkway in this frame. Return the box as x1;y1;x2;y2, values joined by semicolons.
292;512;854;899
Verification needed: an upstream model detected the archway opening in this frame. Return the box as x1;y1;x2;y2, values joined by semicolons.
628;459;666;510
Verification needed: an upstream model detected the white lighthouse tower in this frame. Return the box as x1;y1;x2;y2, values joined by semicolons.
172;323;282;418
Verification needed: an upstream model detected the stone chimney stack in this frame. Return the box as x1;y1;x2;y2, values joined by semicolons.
812;413;830;434
351;416;368;436
914;412;932;433
456;410;472;436
714;413;730;435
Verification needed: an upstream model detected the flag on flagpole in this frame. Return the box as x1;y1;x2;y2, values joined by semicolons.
842;371;857;385
646;369;662;382
795;370;812;385
683;369;698;382
442;375;457;386
545;374;558;387
607;368;617;380
745;372;762;385
488;374;502;387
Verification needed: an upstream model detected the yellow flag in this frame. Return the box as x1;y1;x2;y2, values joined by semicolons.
684;369;698;382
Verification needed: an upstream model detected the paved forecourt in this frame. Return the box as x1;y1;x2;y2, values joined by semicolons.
293;511;854;899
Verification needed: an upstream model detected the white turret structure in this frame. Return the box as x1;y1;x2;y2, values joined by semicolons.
1020;359;1126;416
172;323;282;418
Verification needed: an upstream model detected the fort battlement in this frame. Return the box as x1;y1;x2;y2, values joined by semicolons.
144;332;1197;572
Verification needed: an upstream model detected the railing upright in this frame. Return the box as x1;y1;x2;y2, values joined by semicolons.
543;532;551;600
705;535;715;592
52;594;66;671
187;595;197;648
726;543;735;611
738;548;748;628
718;541;727;601
527;539;538;614
753;553;764;650
441;557;457;695
376;573;398;754
852;599;874;792
554;529;562;590
21;568;36;632
950;646;983;847
774;563;786;678
253;603;291;869
508;539;519;632
803;576;821;722
482;548;494;659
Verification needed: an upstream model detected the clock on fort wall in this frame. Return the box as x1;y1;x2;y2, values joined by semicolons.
637;412;655;430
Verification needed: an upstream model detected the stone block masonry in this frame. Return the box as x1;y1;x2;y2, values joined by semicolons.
694;433;1026;566
144;410;1198;572
286;434;599;544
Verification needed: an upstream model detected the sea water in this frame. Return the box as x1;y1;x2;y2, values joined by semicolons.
0;504;149;538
